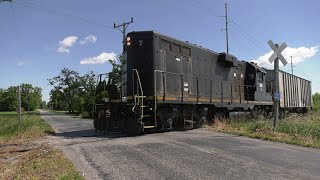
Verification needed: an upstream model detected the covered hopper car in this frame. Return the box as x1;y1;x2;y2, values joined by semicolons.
265;69;312;112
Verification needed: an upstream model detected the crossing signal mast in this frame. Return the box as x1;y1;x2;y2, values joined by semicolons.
268;40;288;130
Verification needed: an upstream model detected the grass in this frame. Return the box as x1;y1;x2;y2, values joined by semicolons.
0;111;54;143
0;144;84;180
0;111;84;179
208;111;320;148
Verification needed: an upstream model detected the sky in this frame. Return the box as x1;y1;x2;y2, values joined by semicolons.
0;0;319;102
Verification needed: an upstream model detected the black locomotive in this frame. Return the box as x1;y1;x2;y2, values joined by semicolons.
94;31;312;135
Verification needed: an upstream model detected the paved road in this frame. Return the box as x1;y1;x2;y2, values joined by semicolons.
40;110;320;180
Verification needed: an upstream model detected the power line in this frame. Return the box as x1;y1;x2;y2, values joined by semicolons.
189;0;225;21
0;0;13;3
13;0;114;29
231;30;265;58
229;21;270;53
189;0;269;56
114;17;134;52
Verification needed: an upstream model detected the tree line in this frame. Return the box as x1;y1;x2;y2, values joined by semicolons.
48;57;122;117
313;93;320;111
48;68;96;116
0;84;43;112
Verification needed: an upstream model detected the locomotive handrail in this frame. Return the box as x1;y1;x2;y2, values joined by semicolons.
132;69;146;121
132;69;143;96
154;70;256;88
154;70;257;105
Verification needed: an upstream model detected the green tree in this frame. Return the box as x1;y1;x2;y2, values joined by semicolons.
48;68;80;113
108;55;124;87
49;89;67;110
40;101;47;109
0;88;5;111
79;71;97;114
20;83;42;111
312;93;320;111
1;86;18;111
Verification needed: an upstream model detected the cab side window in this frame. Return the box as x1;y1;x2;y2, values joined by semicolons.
257;72;264;82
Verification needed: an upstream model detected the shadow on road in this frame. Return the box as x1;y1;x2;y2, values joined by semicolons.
41;113;73;117
53;128;238;140
54;129;128;139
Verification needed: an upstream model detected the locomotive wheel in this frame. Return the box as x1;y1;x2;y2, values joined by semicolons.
126;116;143;136
197;116;207;128
250;107;264;119
157;109;173;131
192;110;203;128
93;110;108;131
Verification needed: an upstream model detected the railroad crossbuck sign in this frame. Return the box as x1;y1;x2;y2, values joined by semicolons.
268;40;288;66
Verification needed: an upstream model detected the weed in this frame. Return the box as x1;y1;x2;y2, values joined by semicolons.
209;111;320;148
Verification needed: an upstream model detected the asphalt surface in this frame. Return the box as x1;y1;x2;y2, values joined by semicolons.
39;110;320;180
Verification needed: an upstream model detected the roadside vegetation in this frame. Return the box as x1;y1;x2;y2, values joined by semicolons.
208;93;320;148
209;111;320;148
0;111;52;143
48;56;122;118
0;84;45;112
0;111;83;179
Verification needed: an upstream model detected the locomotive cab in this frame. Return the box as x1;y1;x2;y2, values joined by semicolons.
244;62;272;102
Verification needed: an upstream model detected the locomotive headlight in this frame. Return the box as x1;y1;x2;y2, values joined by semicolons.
126;36;131;46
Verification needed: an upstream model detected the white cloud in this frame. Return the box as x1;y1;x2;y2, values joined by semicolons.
252;46;319;67
80;35;97;45
80;52;117;65
57;36;78;53
57;46;70;53
17;61;25;67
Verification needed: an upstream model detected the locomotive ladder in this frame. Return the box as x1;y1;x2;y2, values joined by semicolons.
184;111;196;129
132;69;152;125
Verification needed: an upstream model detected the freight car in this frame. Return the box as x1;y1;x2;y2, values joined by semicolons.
93;31;312;134
265;69;312;113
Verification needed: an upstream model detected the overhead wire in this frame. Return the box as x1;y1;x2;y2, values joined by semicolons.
229;21;270;53
190;0;226;22
189;0;270;56
188;0;318;85
9;1;23;61
13;0;114;29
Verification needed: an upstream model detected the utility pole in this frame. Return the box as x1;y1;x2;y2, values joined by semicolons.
114;17;134;52
17;86;21;127
291;56;294;75
222;3;229;54
114;18;134;100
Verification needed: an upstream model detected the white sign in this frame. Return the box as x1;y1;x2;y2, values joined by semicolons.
267;40;287;66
